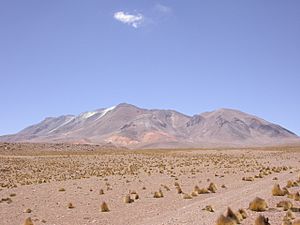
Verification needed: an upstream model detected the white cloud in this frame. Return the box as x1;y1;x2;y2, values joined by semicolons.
113;11;144;28
155;4;172;14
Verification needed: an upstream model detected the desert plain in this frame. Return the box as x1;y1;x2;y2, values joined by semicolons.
1;142;300;225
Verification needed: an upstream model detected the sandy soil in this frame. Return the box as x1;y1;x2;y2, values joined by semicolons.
0;143;300;225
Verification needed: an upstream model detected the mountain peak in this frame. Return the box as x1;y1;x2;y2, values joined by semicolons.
0;104;298;148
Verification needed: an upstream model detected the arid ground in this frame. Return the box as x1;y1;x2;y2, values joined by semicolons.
1;143;300;225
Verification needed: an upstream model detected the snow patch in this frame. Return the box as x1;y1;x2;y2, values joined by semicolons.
48;117;75;134
96;105;116;120
80;111;98;119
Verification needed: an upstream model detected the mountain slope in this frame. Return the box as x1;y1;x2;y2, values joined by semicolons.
0;104;298;148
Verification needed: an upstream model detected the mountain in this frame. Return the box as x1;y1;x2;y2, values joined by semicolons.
0;103;298;148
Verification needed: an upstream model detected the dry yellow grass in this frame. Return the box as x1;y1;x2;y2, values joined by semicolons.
208;182;217;193
124;194;133;203
23;217;34;225
249;197;268;212
216;214;237;225
67;203;74;209
277;200;293;211
238;209;247;219
202;205;214;212
100;201;109;212
292;220;300;225
254;215;270;225
226;207;241;224
182;193;192;199
272;184;287;196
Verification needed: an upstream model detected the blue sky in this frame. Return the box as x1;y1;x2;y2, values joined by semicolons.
0;0;300;135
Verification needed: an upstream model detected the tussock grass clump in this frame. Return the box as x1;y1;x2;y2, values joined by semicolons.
277;200;293;211
294;192;300;201
162;185;170;191
194;185;200;193
202;205;214;212
0;197;12;204
24;217;34;225
176;186;182;194
242;177;254;181
291;207;300;212
23;208;32;213
191;191;198;197
286;180;295;188
208;182;217;193
249;197;268;211
272;184;287;196
226;207;241;224
153;190;164;198
216;215;237;225
100;202;109;212
254;215;270;225
133;193;139;200
124;194;133;203
284;209;296;220
292;220;300;225
68;203;75;209
282;220;292;225
99;189;104;195
182;193;192;199
198;188;210;194
238;209;247;219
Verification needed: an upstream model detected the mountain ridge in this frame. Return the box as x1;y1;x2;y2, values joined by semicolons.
0;103;298;148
